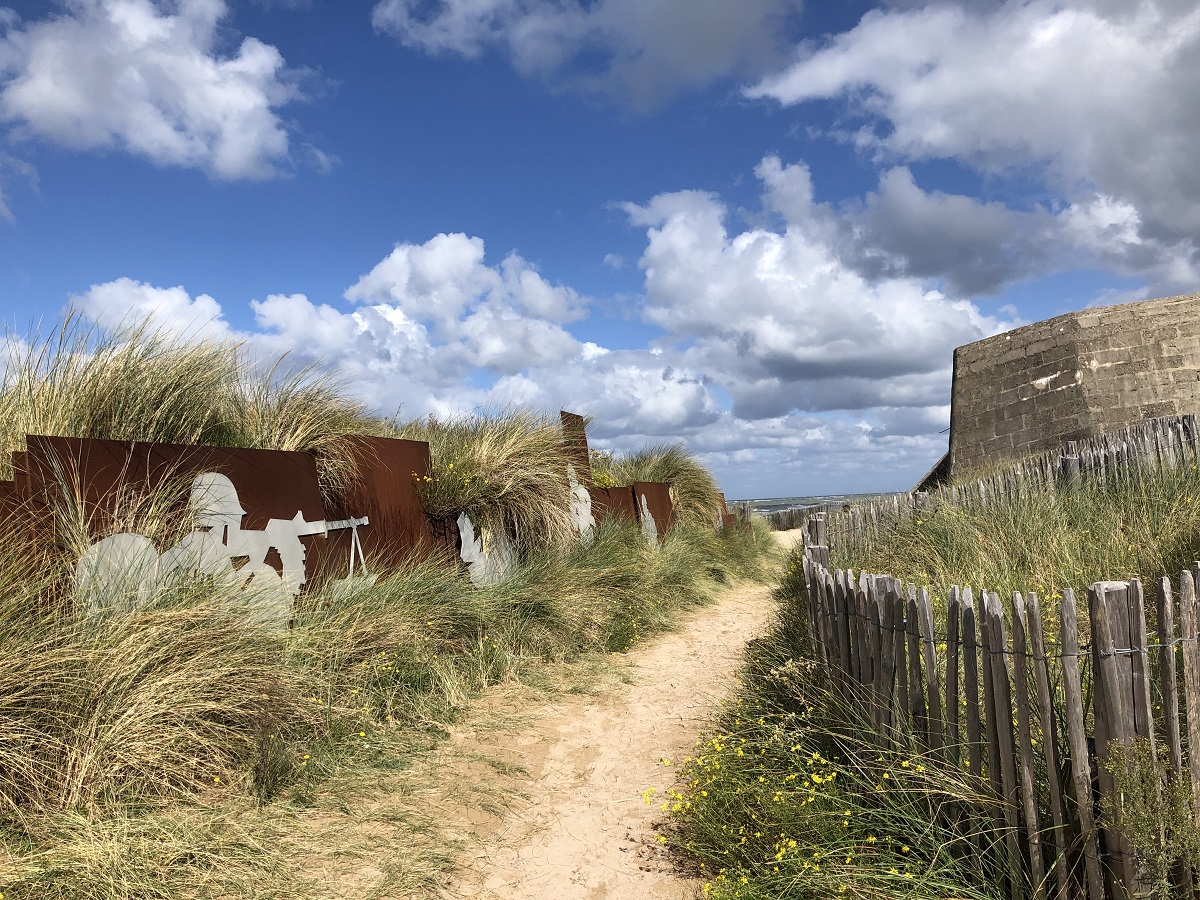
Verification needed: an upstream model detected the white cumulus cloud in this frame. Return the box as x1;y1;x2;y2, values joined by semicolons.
0;0;307;179
70;276;238;342
748;0;1200;292
66;172;1012;494
624;156;1009;419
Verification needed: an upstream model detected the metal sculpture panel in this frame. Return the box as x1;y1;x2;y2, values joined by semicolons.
311;435;433;576
568;464;596;542
632;481;673;544
588;485;638;526
456;512;516;586
17;436;365;624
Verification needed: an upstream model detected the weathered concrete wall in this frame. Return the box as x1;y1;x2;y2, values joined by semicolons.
950;293;1200;475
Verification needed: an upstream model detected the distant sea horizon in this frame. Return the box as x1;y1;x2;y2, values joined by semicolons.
736;492;900;516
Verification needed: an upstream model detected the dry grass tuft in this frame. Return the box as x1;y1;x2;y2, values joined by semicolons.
396;410;575;551
222;358;394;498
0;317;238;477
0;318;395;499
0;587;312;822
598;442;725;529
5;805;307;899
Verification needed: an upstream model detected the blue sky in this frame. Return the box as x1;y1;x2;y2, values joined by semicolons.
1;0;1196;500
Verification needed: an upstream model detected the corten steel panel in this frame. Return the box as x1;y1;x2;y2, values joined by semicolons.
0;480;17;523
19;435;329;578
426;514;462;564
311;435;434;575
588;486;638;525
632;482;674;539
560;410;593;487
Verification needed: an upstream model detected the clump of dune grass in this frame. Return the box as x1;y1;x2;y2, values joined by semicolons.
0;318;394;498
0;317;239;478
222;358;394;498
836;464;1200;602
396;410;575;551
287;556;485;727
0;582;312;822
4;806;307;900
595;442;724;529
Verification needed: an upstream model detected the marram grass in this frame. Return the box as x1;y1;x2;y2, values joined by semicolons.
836;464;1200;603
0;318;775;897
0;318;389;495
595;441;726;529
0;317;239;477
396;410;576;552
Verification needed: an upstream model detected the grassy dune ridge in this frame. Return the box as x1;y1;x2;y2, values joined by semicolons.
0;323;776;898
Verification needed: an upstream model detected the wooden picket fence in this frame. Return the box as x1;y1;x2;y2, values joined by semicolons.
802;512;1200;900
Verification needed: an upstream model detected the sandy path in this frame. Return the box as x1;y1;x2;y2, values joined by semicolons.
437;578;784;900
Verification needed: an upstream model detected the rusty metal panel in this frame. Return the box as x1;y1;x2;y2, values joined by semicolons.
632;481;674;540
560;410;593;487
0;480;17;523
313;435;434;573
588;485;637;525
426;514;462;564
19;435;330;579
21;435;326;527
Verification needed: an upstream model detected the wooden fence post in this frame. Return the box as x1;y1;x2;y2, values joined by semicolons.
947;586;962;770
907;584;927;744
1129;579;1155;754
1090;581;1138;894
880;579;898;740
918;587;943;757
962;587;984;861
1177;570;1200;818
848;570;864;689
1012;593;1046;899
1060;588;1106;900
895;585;911;738
869;582;887;737
1027;593;1071;900
1156;577;1184;778
987;591;1025;900
835;570;852;699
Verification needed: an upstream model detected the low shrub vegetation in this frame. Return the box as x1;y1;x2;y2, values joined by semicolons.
666;570;1001;900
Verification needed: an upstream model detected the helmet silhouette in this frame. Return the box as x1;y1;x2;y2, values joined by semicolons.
190;472;246;528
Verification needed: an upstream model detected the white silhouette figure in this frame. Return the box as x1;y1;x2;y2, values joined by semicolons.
75;471;365;626
76;532;160;613
567;465;595;544
639;493;659;547
457;512;515;586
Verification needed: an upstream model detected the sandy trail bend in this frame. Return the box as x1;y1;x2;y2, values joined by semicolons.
438;573;787;900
